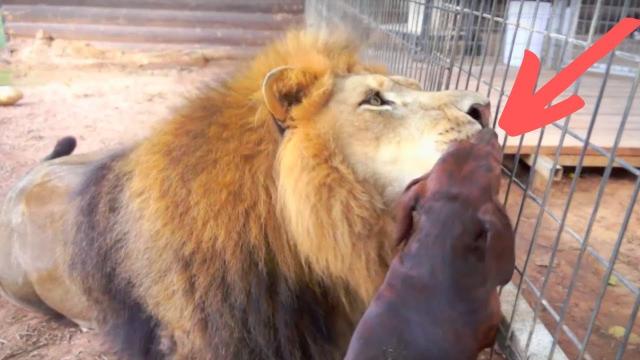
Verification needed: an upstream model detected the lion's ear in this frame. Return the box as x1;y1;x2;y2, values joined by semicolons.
262;66;293;121
262;66;318;126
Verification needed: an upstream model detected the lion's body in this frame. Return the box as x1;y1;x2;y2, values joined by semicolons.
0;31;490;359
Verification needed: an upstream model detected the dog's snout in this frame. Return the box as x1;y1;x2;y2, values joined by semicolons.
466;102;491;128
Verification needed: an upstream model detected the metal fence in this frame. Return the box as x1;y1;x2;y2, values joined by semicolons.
307;1;640;359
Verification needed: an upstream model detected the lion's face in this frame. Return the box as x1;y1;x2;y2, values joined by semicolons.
318;74;491;201
266;66;492;301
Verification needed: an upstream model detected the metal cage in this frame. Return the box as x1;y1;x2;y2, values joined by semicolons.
306;1;640;359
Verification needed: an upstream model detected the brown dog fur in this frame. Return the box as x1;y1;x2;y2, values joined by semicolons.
67;31;397;359
345;129;515;359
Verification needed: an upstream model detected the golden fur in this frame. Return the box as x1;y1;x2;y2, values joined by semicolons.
75;31;398;359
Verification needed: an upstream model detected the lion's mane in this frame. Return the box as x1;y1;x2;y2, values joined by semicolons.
68;31;395;359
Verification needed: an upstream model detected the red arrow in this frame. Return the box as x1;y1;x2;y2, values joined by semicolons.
499;17;640;137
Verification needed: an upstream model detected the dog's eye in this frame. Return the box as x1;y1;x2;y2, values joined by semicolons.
360;91;390;107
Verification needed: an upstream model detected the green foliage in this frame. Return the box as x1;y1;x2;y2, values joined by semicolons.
0;15;6;49
0;16;10;85
0;70;10;86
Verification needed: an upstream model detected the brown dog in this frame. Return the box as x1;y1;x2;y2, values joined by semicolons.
345;128;515;359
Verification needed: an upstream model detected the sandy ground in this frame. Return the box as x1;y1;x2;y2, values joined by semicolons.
0;38;639;359
501;166;640;359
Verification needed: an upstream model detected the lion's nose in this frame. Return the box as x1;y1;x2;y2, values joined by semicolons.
466;102;492;128
444;90;491;128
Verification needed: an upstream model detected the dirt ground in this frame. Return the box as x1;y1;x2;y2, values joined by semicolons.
502;165;640;359
1;38;639;359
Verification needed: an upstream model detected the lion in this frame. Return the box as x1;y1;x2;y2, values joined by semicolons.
0;30;490;359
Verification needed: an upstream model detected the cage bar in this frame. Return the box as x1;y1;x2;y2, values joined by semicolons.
307;1;640;358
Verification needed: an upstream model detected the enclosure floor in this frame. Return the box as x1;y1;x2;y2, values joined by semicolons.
499;171;640;360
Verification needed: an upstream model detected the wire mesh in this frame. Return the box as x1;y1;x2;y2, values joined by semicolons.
306;1;640;359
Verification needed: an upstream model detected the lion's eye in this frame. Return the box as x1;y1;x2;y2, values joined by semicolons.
359;91;390;107
368;93;383;106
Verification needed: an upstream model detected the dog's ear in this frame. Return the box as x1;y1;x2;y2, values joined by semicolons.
394;175;428;246
478;203;516;286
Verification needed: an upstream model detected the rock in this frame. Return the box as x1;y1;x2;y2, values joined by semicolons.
0;85;23;106
35;29;53;41
608;325;640;345
34;30;54;47
609;325;625;338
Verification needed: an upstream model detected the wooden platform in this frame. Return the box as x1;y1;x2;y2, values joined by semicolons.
447;62;640;168
1;1;303;47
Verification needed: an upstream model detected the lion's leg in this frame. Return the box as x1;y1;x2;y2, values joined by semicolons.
0;264;59;316
19;196;98;329
29;269;98;329
0;158;99;329
0;192;60;316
